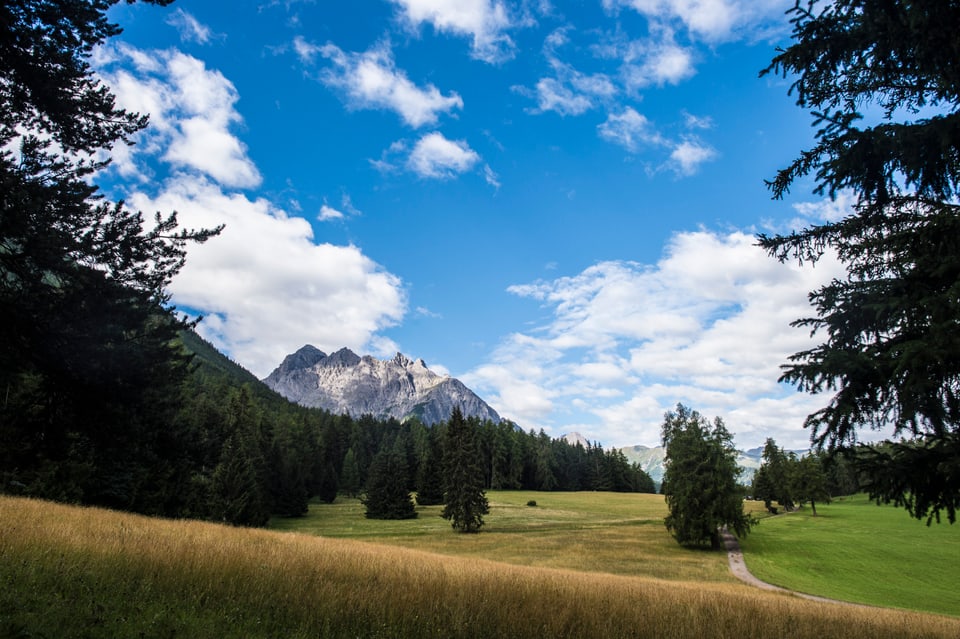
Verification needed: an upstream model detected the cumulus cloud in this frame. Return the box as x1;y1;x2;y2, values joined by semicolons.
597;107;664;152
792;190;857;224
318;193;363;222
597;108;716;175
528;77;595;116
129;177;407;377
669;138;717;175
390;0;517;63
98;44;407;377
298;38;463;128
406;132;481;178
97;44;261;188
519;32;619;116
464;229;846;449
604;0;790;43
616;34;697;89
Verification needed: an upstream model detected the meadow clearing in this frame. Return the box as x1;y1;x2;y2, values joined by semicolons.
739;493;960;616
2;493;958;638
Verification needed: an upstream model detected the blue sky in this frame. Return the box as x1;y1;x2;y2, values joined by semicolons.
95;0;857;450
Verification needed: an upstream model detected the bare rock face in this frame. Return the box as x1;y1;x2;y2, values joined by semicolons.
262;345;501;425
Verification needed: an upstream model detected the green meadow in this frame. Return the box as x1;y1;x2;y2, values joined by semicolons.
738;494;960;616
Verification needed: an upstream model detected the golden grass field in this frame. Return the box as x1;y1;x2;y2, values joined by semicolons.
271;491;743;581
2;493;959;638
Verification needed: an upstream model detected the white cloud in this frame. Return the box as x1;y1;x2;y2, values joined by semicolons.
166;9;215;45
669;138;717;175
619;36;697;89
97;45;261;188
683;111;713;130
482;164;501;189
604;0;790;43
521;37;618;116
98;44;407;377
597;108;715;174
597;107;665;152
792;190;857;224
305;39;463;128
390;0;516;63
524;66;618;116
319;204;345;221
292;36;322;63
406;132;481;178
130;176;407;378
529;77;594;116
466;229;846;449
318;193;363;222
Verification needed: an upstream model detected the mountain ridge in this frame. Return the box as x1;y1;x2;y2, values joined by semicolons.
262;345;502;425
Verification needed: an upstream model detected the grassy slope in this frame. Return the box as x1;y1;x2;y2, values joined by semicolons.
739;494;960;616
271;491;736;582
3;495;959;639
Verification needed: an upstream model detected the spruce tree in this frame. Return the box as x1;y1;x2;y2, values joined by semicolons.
415;426;445;506
752;438;795;514
362;445;417;520
210;430;270;527
339;447;362;498
759;0;960;523
441;408;489;533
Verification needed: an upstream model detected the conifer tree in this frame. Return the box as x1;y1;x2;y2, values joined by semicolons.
339;447;362;498
759;0;960;523
790;454;831;517
210;429;270;527
752;438;795;514
362;444;417;520
441;408;489;533
415;426;445;506
661;404;753;549
0;0;220;507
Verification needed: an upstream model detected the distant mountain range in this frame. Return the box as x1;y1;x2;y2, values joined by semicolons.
566;432;765;486
618;445;796;486
262;345;502;425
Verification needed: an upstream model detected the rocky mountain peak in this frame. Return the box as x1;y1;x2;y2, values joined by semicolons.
325;347;361;367
262;345;501;425
392;352;413;368
278;344;326;373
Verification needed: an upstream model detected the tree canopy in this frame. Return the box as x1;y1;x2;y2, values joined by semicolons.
442;408;489;533
758;0;960;523
661;404;753;549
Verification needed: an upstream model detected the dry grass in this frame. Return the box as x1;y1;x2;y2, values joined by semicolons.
272;491;740;582
2;495;958;638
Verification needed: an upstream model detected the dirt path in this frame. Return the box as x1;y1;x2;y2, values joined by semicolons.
721;529;861;606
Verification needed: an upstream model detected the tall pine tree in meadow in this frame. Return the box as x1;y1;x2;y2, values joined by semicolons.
442;408;489;533
661;404;753;549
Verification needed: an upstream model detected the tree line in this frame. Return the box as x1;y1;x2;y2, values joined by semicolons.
750;438;860;517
